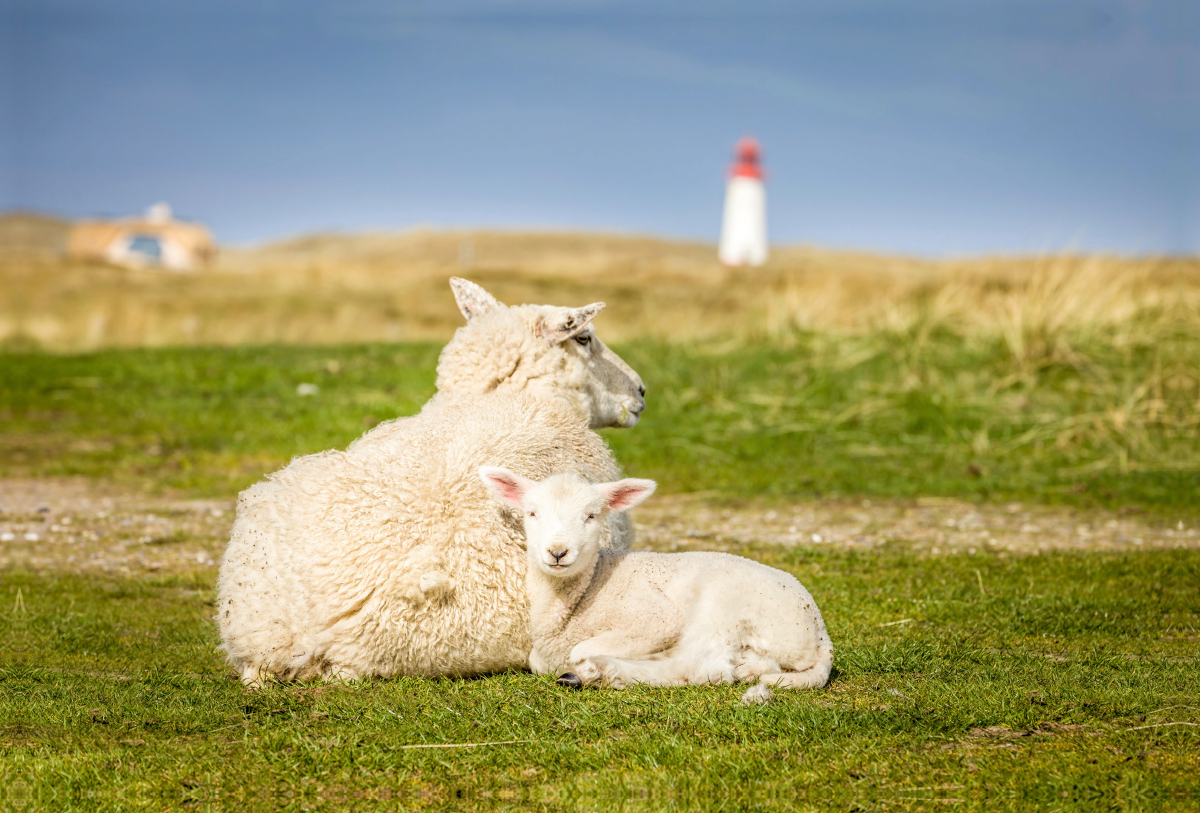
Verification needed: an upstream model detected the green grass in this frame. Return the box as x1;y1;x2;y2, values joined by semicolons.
3;545;1197;811
2;335;1198;809
1;330;1196;511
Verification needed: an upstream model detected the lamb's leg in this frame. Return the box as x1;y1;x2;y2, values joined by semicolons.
576;654;694;689
759;666;831;690
567;630;675;665
560;630;679;688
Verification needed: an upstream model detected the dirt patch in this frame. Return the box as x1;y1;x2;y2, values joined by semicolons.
1;478;1196;576
0;478;232;575
634;494;1197;555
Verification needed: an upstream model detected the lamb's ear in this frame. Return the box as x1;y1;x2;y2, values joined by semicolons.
450;278;501;321
479;466;535;510
537;303;605;342
598;478;657;513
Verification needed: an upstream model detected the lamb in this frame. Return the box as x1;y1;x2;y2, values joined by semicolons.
216;279;646;685
479;467;835;705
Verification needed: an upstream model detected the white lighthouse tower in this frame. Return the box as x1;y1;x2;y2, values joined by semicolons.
718;136;768;267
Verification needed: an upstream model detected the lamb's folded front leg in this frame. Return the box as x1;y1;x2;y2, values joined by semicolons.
568;629;674;666
583;654;692;688
565;629;677;687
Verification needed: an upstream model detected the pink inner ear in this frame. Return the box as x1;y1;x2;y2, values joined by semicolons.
485;473;526;507
604;483;650;511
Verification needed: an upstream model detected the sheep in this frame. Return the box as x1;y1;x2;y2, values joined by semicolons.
479;467;835;705
435;277;646;429
216;279;646;685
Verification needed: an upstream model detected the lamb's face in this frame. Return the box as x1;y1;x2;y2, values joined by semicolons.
479;467;658;580
520;474;609;578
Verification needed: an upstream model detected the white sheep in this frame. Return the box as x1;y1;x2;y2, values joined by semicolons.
216;280;646;685
479;467;835;704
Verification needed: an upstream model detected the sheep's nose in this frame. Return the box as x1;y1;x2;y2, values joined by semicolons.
638;385;646;397
549;549;568;563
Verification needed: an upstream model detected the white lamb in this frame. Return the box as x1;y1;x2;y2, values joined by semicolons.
479;467;835;704
217;279;646;685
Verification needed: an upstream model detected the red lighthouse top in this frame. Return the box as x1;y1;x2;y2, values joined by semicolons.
729;136;763;179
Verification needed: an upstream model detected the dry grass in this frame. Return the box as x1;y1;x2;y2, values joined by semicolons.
2;229;1195;352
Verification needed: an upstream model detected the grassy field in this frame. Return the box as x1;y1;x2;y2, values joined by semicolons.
2;233;1198;809
4;543;1199;811
2;334;1196;512
2;337;1198;811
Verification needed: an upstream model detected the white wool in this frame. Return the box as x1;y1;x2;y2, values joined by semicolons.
216;280;645;685
480;469;834;705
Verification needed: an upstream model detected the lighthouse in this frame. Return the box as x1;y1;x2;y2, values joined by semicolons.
718;137;768;267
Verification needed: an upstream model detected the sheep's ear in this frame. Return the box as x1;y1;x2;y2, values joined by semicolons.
598;478;656;513
451;278;501;321
537;303;605;342
479;466;535;510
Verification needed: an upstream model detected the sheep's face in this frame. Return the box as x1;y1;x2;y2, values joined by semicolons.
440;278;646;429
480;468;657;578
562;326;647;430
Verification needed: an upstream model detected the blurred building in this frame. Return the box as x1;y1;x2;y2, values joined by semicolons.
718;137;768;267
67;203;215;271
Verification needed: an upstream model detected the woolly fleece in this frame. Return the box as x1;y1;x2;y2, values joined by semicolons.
217;393;628;683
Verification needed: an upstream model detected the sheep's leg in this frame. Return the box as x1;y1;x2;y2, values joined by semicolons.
562;630;678;688
240;662;268;688
578;654;692;689
320;663;362;684
759;667;830;690
529;648;551;676
567;630;674;667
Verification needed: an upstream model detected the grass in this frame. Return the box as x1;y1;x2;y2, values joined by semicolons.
3;545;1198;810
4;229;1195;350
2;239;1198;808
1;328;1196;512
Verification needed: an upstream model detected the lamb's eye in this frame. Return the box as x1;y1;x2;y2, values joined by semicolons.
574;334;591;346
585;513;596;521
527;511;536;519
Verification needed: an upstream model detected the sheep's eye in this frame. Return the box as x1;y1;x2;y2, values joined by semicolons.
527;511;536;518
574;334;591;346
585;513;596;521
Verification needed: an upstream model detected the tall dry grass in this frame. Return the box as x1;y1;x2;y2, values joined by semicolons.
3;229;1195;355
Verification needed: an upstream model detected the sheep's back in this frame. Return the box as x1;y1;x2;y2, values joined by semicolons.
226;390;626;678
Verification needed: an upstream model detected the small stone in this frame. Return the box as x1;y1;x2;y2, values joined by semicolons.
296;383;319;396
24;532;39;542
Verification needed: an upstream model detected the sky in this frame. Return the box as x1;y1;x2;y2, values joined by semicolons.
2;0;1197;254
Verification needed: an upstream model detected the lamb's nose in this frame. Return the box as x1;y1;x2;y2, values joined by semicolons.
549;549;568;563
638;385;646;397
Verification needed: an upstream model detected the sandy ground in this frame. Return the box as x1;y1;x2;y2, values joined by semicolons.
1;478;1195;577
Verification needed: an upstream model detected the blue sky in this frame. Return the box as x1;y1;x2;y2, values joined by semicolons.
3;0;1197;254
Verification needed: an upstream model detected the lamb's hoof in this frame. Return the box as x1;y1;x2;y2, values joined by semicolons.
556;673;583;689
740;683;774;706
